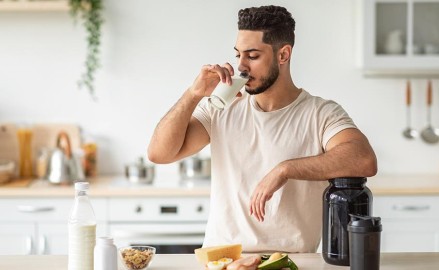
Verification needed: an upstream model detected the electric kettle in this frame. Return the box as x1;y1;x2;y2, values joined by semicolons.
47;131;85;185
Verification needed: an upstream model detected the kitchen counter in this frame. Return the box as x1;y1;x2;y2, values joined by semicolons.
0;176;211;197
0;253;438;269
0;174;439;197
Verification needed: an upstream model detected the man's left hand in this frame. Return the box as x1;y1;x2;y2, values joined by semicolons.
249;166;288;222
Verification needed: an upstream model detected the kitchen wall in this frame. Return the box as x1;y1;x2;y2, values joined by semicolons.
1;0;438;177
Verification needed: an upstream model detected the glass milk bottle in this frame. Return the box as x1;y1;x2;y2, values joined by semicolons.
68;182;96;270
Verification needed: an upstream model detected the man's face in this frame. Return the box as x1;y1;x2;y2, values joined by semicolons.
234;30;279;95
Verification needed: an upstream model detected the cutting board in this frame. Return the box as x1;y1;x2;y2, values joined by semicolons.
0;178;34;188
0;123;82;178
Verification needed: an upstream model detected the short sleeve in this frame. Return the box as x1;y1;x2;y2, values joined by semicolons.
319;101;357;150
192;98;212;137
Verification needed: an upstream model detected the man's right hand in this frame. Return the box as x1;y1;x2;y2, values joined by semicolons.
190;63;235;98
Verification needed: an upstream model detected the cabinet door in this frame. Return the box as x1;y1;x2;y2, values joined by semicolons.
380;219;439;252
0;223;35;255
38;221;108;255
374;195;439;252
358;0;439;76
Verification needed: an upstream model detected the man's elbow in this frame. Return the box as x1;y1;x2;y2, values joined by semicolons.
147;146;170;164
361;154;378;177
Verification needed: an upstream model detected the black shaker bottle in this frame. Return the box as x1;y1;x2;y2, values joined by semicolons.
348;215;382;270
322;177;372;266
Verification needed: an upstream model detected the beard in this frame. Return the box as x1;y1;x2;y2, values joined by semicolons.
245;59;279;95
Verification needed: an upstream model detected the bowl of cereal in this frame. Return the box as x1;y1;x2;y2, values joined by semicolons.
118;246;156;270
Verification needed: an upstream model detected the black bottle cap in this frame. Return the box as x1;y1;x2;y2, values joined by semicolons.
348;214;382;233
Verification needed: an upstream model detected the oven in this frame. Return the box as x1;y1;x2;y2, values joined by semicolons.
108;196;209;254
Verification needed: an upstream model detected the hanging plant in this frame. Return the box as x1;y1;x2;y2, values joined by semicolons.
69;0;104;100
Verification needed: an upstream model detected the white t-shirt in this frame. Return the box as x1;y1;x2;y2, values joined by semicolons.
193;89;357;253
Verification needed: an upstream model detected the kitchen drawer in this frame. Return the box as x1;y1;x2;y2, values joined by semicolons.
0;198;107;221
374;196;439;219
108;197;210;222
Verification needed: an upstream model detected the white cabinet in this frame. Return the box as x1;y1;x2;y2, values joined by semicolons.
0;198;107;255
0;223;35;255
374;195;439;252
357;0;439;77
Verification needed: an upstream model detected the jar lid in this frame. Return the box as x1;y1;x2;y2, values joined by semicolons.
329;177;367;187
348;214;382;233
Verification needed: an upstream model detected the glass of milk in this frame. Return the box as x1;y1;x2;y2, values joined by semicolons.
209;73;249;110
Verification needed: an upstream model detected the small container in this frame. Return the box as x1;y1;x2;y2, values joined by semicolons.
94;237;117;270
36;148;49;179
322;177;373;266
348;215;382;270
118;246;156;270
125;157;155;184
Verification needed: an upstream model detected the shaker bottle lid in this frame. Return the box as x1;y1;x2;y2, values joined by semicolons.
348;214;382;233
75;181;89;191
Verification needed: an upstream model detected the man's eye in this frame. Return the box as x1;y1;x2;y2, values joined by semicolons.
235;55;241;58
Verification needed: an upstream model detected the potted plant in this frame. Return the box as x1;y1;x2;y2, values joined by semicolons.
69;0;103;100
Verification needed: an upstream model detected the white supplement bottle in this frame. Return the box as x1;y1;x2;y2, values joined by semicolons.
68;182;96;270
94;237;117;270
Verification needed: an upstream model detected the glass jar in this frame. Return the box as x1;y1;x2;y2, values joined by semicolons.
322;177;372;266
16;127;33;178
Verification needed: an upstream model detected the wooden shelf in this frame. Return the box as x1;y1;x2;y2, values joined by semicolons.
0;0;69;12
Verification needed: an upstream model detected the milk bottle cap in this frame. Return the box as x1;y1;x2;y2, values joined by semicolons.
75;181;89;191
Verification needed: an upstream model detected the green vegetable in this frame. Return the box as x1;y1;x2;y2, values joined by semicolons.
258;253;298;270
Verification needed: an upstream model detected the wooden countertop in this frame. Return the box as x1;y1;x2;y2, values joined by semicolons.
367;174;439;195
0;253;438;270
0;174;439;197
0;176;211;198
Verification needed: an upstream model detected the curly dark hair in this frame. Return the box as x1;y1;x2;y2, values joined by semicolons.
238;5;295;50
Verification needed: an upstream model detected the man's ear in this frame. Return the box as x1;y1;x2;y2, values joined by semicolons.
278;45;292;64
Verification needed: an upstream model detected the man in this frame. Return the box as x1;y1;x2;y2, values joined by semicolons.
148;5;377;253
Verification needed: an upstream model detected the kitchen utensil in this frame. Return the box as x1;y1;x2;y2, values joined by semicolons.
47;131;85;184
420;80;439;144
125;157;155;184
402;80;418;139
0;159;16;184
179;154;211;180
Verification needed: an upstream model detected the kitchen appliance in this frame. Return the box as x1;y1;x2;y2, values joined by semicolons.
322;177;373;266
109;197;209;254
125;157;154;184
179;154;211;182
47;131;85;184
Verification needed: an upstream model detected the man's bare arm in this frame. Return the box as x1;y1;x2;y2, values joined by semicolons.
148;63;235;164
250;128;377;221
147;90;209;164
278;128;377;180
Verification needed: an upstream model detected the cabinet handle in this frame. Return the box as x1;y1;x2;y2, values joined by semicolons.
39;235;47;255
17;206;55;213
115;231;205;238
392;205;431;211
25;236;33;255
